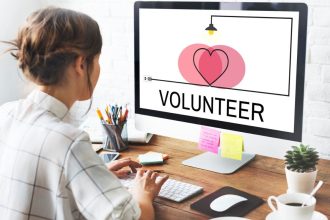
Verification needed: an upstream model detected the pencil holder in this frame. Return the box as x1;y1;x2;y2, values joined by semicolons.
101;122;128;152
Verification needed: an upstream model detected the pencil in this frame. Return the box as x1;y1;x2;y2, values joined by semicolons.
96;108;105;122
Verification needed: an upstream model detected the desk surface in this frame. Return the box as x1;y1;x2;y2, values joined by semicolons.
97;135;330;219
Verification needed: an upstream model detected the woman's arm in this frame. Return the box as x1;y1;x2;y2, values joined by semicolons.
64;132;142;219
130;170;169;220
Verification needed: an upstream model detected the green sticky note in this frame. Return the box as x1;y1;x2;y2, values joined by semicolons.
220;133;244;160
138;152;163;165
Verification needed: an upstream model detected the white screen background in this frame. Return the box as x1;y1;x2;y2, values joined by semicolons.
139;9;299;133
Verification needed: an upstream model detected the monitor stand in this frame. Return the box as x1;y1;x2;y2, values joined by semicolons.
182;152;255;174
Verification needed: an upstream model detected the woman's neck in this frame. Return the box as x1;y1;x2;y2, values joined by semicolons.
39;85;76;109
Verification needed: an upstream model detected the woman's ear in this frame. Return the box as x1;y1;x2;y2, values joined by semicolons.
74;56;86;77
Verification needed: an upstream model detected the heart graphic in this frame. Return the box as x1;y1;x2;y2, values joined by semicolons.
178;44;245;88
193;48;229;85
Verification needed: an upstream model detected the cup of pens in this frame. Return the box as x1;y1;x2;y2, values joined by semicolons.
97;105;129;152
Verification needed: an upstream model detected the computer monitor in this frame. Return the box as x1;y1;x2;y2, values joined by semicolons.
134;2;307;173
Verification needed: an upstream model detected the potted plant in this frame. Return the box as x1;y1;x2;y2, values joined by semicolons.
284;144;319;194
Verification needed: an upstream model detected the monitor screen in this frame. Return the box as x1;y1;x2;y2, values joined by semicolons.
135;2;307;142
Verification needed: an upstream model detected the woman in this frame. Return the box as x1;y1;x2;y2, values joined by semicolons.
0;7;167;220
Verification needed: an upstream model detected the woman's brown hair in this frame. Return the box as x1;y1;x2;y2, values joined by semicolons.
5;7;102;94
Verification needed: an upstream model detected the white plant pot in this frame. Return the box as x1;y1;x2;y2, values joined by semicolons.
285;167;317;194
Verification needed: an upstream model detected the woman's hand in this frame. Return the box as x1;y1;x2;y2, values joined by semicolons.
107;158;142;178
130;170;169;201
129;170;169;220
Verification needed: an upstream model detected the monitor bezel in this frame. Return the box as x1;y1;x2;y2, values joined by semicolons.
134;1;307;141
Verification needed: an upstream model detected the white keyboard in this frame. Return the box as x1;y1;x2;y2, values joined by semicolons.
120;173;203;202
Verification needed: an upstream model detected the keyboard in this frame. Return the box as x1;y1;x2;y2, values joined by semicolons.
120;173;203;202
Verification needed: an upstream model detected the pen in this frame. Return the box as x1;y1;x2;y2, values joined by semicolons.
119;106;122;120
115;105;119;124
112;105;118;125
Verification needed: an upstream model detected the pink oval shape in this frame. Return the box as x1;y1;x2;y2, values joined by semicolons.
178;43;245;88
178;44;209;85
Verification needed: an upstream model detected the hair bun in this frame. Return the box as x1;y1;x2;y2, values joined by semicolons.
4;7;102;86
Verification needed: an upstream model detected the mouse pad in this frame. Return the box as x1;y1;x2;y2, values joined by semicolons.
190;186;264;218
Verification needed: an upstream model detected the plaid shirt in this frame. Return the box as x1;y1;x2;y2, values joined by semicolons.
0;90;141;220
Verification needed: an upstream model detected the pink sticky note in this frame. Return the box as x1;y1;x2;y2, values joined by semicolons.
198;126;220;154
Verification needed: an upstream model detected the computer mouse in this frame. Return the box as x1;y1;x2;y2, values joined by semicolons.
210;194;248;212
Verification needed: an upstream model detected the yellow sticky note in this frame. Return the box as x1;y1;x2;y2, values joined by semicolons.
220;133;244;160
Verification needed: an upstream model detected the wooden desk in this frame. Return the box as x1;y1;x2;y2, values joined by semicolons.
98;135;330;219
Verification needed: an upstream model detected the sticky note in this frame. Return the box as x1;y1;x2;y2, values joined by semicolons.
220;133;244;160
138;152;163;165
147;151;169;160
198;126;220;154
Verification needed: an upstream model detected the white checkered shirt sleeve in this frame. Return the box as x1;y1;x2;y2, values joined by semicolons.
64;132;141;220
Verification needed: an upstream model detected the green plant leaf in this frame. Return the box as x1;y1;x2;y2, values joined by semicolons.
284;143;319;172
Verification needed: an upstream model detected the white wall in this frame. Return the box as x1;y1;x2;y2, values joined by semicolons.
0;0;47;104
2;0;330;159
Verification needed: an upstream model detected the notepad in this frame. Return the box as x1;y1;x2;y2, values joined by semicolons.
198;126;220;154
220;133;244;160
138;152;163;165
